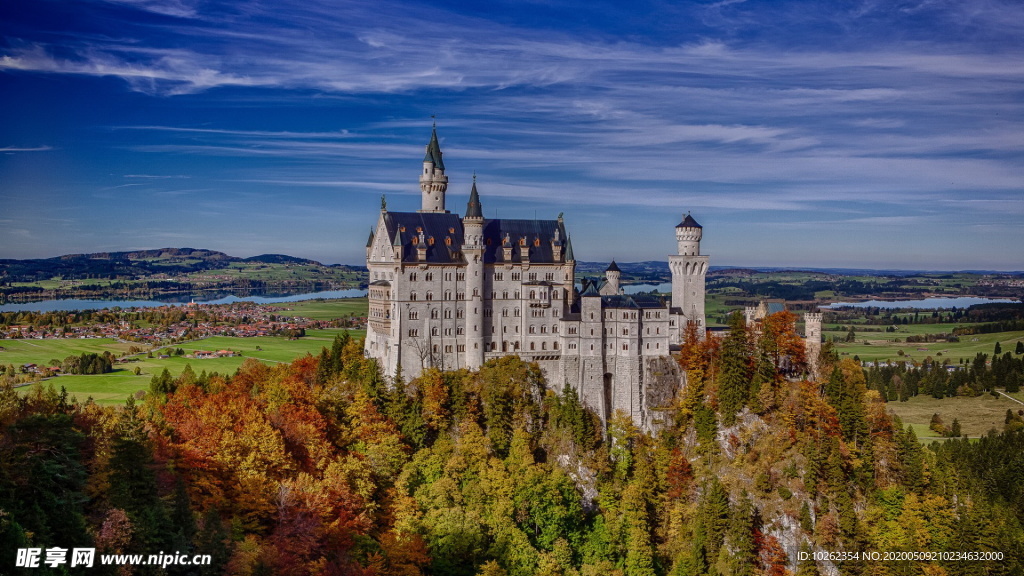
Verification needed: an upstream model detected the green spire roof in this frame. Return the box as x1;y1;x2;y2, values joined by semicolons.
366;228;375;247
564;235;575;262
423;126;445;170
465;175;483;219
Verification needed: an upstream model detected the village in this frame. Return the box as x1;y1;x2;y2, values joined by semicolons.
0;300;365;346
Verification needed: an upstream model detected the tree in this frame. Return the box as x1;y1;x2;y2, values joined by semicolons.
1015;341;1023;355
995;342;1002;355
717;311;751;427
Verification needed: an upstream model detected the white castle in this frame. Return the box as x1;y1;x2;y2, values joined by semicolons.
365;126;708;428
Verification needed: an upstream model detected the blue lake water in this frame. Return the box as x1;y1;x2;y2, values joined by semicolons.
824;297;1017;310
0;289;368;313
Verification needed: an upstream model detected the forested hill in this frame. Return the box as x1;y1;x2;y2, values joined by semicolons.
0;248;362;283
3;325;1022;575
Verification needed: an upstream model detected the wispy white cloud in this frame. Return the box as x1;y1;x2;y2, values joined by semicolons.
0;145;53;152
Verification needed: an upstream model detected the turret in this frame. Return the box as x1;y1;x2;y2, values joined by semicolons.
669;212;709;341
419;123;448;213
805;312;823;379
463;176;486;370
675;213;702;256
598;261;622;293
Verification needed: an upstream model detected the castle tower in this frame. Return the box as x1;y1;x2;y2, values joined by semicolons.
605;261;621;295
669;213;709;333
804;312;823;379
419;124;449;213
463;176;486;370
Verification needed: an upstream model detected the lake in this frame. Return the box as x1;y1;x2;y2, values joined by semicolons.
824;297;1018;310
0;288;368;313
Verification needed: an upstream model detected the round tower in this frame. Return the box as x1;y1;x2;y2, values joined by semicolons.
605;261;621;295
463;176;486;370
419;123;448;213
804;312;823;379
668;212;709;339
675;213;702;256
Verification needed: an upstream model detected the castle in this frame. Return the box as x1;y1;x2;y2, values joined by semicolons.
364;126;708;428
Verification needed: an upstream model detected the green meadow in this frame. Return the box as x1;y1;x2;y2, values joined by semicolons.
278;297;368;320
886;391;1023;443
829;330;1024;364
8;327;366;405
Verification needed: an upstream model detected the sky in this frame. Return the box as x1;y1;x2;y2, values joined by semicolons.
1;0;1022;271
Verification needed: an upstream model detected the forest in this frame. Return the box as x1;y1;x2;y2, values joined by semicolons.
1;313;1022;575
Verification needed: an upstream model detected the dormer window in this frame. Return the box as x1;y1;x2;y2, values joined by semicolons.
445;237;452;246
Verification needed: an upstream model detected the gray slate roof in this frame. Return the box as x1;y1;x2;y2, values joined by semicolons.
382;212;570;265
676;214;702;229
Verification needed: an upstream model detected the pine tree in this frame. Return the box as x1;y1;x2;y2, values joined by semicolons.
995;342;1002;355
717;311;751;427
1015;341;1024;355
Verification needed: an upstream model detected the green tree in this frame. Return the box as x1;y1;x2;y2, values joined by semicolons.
717;311;751;427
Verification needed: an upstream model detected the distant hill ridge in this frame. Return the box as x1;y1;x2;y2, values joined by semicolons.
0;248;362;284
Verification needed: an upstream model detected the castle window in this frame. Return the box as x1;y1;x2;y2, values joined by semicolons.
622;328;628;335
445;273;452;281
552;290;559;298
502;308;508;317
495;273;503;281
534;237;540;247
530;290;536;299
491;342;497;351
457;272;465;281
623;344;628;350
458;344;465;352
409;310;418;320
410;292;418;301
410;273;417;281
445;291;452;300
530;342;535;351
540;325;547;334
444;328;452;336
512;273;521;281
444;309;452;319
445;345;453;353
428;237;435;246
528;273;537;281
503;291;508;299
457;327;464;335
569;326;577;335
541;342;546;350
426;273;433;281
514;308;520;317
554;342;559;350
426;292;434;300
431;309;439;319
552;324;558;333
514;292;520;299
519;237;527;246
529;325;535;334
431;327;439;336
412;237;418;246
457;309;464;319
433;345;439;353
408;329;419;337
449;227;455;234
546;273;554;281
569;343;576;350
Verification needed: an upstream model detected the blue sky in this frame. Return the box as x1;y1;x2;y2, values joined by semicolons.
1;0;1022;270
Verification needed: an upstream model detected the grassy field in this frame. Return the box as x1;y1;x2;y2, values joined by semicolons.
830;330;1024;364
10;328;366;405
0;338;137;367
886;392;1023;443
278;297;368;320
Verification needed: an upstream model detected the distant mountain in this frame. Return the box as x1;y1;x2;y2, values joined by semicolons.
244;254;321;265
0;248;363;284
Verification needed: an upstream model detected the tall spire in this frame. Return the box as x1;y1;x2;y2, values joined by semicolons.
423;123;445;171
419;121;449;212
466;173;483;219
